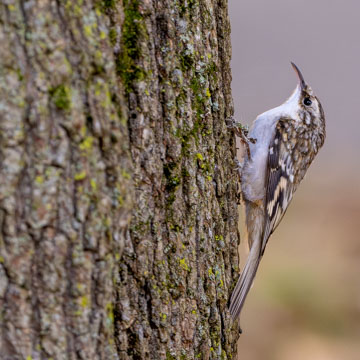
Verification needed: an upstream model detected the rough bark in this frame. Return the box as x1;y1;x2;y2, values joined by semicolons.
0;0;240;359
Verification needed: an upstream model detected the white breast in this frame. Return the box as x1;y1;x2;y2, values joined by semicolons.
240;85;301;202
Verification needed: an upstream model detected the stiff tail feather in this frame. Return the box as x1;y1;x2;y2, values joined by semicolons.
229;239;261;320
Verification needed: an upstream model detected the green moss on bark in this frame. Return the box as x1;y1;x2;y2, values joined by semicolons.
116;0;147;92
49;84;71;110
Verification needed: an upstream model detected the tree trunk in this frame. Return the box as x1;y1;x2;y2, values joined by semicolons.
0;0;240;359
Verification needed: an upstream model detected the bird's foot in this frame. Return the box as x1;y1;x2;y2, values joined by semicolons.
226;117;256;159
234;158;242;179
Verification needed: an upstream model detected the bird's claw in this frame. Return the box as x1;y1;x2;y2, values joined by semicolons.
226;117;256;159
233;158;243;204
234;158;242;170
234;158;243;179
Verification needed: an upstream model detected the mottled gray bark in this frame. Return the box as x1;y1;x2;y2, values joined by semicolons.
0;0;240;359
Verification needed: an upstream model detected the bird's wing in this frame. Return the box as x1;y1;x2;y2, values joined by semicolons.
261;118;295;255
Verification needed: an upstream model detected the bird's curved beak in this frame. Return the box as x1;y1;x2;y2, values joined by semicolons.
291;62;306;90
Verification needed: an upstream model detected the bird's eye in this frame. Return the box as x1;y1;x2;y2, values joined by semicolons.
303;97;312;106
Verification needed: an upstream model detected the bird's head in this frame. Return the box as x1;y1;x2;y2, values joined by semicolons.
286;62;325;127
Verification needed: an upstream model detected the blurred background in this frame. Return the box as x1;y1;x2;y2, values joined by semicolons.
229;0;360;359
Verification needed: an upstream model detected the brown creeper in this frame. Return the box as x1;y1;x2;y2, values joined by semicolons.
229;63;326;323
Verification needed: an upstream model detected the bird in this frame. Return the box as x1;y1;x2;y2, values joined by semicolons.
229;62;326;324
